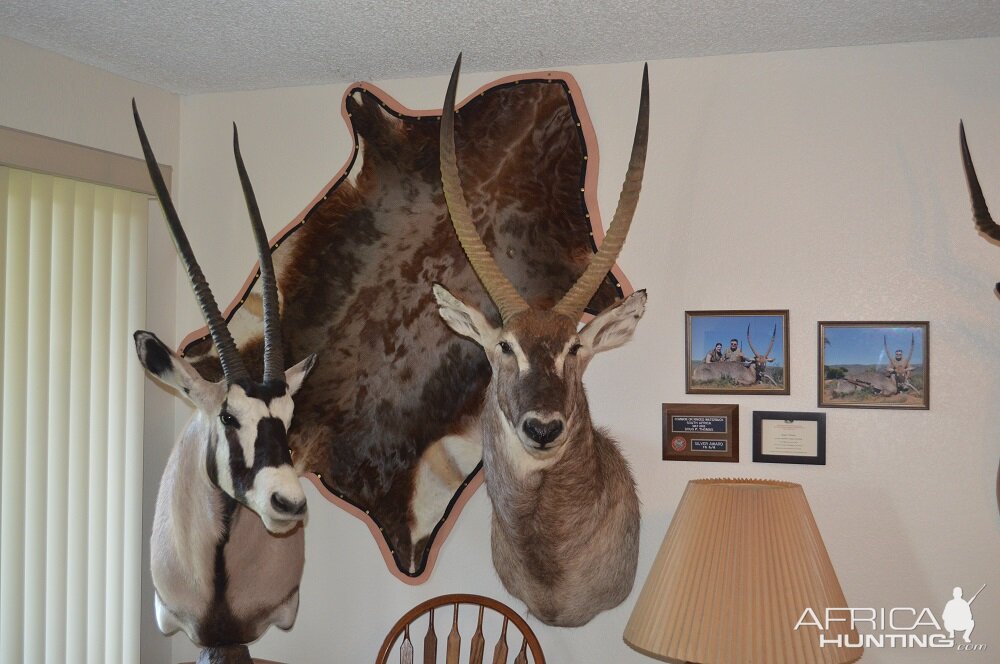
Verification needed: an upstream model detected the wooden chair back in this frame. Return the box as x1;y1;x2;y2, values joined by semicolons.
376;594;545;664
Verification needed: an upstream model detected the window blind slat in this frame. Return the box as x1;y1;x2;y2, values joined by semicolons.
86;187;114;664
122;194;147;663
25;172;55;664
44;177;76;664
103;189;131;664
66;181;96;660
0;168;7;540
1;168;32;664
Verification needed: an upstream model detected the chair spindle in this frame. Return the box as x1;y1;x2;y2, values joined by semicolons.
400;625;413;664
446;604;461;664
424;608;438;664
469;605;486;664
513;639;529;664
492;616;509;664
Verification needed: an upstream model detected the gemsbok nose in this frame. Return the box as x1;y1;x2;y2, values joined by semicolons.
522;417;564;447
271;492;307;517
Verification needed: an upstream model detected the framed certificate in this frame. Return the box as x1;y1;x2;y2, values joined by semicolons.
752;411;826;465
662;403;739;462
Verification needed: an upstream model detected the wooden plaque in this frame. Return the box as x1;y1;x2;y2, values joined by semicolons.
662;403;739;462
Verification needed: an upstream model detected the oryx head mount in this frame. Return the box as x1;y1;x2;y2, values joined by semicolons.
132;102;315;535
433;57;649;460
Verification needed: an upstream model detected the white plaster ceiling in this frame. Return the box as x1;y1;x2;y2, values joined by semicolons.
2;0;999;94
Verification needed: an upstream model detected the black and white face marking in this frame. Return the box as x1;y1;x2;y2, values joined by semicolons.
212;382;306;535
134;331;316;534
434;285;646;459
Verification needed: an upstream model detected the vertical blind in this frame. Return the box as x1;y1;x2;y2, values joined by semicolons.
0;166;147;664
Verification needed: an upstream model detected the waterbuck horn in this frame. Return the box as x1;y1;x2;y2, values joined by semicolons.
133;100;250;384
747;323;776;359
439;54;530;323
960;121;999;240
233;124;284;382
551;63;650;319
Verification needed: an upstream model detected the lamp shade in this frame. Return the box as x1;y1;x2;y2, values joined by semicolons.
624;479;862;664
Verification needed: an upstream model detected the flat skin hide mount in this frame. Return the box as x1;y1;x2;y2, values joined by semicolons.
180;72;632;580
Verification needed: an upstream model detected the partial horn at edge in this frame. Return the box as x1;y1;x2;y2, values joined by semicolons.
960;121;1000;240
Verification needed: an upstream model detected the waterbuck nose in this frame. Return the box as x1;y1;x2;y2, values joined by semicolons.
270;492;307;517
522;417;564;447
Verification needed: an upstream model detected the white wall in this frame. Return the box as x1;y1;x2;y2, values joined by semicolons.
0;35;181;664
170;37;997;663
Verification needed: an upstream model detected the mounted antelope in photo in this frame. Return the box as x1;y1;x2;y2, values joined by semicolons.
132;103;315;663
691;324;778;386
958;120;1000;513
177;70;627;578
433;57;646;627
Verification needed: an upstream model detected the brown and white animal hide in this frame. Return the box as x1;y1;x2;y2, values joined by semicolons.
179;75;627;578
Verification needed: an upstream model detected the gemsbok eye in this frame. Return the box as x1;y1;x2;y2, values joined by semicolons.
219;412;240;428
569;343;582;356
498;341;514;355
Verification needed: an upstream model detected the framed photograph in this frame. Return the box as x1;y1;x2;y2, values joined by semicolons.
685;310;790;395
752;411;826;465
818;321;929;409
662;403;739;462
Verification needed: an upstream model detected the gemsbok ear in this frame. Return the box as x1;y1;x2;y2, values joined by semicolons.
579;289;647;355
432;283;498;348
284;353;317;396
133;330;206;398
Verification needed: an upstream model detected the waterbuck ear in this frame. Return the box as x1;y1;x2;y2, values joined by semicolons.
432;283;497;348
579;289;647;355
133;330;204;396
284;353;317;396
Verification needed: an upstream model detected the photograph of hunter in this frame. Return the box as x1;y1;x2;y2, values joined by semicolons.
819;322;928;409
686;311;788;394
433;56;646;627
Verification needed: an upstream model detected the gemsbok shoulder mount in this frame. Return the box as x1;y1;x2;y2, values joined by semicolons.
433;56;647;627
132;102;316;663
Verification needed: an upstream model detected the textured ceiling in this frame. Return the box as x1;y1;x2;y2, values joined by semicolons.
2;0;999;94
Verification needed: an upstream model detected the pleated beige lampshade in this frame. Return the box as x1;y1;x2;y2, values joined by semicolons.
624;479;862;664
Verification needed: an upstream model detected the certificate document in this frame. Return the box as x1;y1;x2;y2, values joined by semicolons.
760;419;817;457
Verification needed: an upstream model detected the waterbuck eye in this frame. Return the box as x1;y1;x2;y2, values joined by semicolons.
498;341;514;355
569;342;583;356
219;412;240;429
